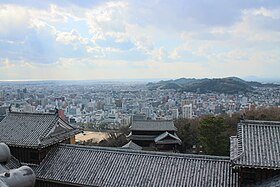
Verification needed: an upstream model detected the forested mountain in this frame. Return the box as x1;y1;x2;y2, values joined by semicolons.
147;77;279;94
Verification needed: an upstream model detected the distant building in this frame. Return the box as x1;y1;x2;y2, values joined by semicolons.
182;104;192;119
120;115;131;126
0;90;4;101
181;99;192;107
141;106;152;119
228;101;236;111
127;120;181;151
171;108;179;119
132;114;147;121
241;96;248;105
23;104;35;113
0;106;9;122
0;112;81;164
67;107;78;116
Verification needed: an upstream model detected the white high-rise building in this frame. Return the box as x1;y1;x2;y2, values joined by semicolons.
171;108;179;119
0;90;4;100
23;104;35;113
141;107;151;119
241;96;248;105
182;104;193;119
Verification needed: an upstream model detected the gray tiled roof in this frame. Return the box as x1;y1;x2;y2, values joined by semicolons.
127;132;158;141
0;156;21;173
35;144;238;187
121;141;142;150
230;120;280;169
0;112;81;148
0;116;4;122
4;156;21;170
131;120;177;131
154;132;182;145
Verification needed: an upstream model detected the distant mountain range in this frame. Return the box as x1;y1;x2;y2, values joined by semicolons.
147;77;280;94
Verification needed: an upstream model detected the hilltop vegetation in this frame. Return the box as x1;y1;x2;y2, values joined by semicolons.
147;77;279;94
175;107;280;156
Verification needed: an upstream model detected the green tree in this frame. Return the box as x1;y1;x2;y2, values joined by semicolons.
98;132;128;147
175;118;199;153
222;113;240;136
199;116;229;156
119;125;130;135
244;107;280;121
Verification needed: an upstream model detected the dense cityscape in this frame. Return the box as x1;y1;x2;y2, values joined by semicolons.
1;79;280;130
1;0;280;186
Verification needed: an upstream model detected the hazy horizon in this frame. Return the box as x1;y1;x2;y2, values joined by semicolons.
1;76;280;84
0;0;279;80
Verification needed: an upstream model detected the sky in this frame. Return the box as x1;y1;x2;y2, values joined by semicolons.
0;0;280;81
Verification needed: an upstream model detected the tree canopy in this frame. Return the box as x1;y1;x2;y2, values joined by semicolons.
198;116;230;156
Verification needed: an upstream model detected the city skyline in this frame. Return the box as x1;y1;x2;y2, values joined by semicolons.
0;0;280;80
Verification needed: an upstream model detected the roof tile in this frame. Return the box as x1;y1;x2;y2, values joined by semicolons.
131;120;177;131
35;144;239;187
0;112;80;148
231;120;280;169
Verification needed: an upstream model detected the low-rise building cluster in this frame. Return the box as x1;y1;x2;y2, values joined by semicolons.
1;81;280;130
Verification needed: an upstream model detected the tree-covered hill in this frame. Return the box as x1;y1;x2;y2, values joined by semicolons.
147;77;279;94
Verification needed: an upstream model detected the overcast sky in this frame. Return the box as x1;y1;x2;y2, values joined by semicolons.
0;0;279;81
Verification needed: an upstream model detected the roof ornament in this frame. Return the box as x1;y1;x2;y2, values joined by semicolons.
0;143;11;163
4;172;10;177
37;139;42;150
55;108;59;116
1;166;36;187
8;104;12;113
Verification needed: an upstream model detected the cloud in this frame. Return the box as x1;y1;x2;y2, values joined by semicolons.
0;58;14;68
56;30;89;45
152;47;168;61
0;1;280;80
0;4;30;40
86;2;128;42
